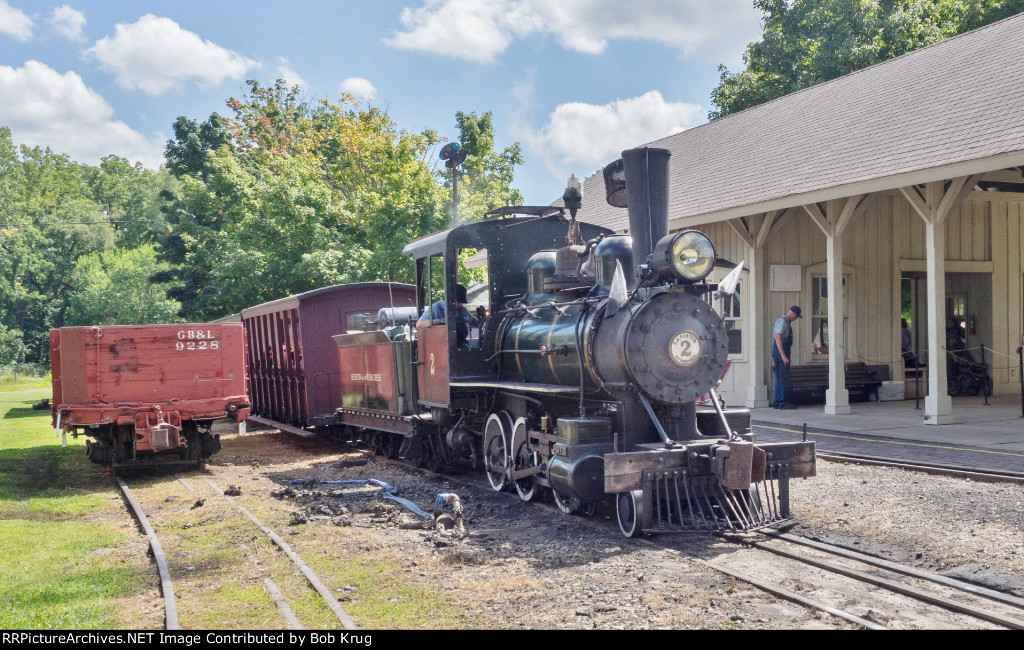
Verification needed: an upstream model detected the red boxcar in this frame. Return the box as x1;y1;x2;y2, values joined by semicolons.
240;283;415;431
50;323;250;466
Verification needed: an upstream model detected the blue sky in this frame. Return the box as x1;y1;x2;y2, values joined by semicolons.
0;1;762;204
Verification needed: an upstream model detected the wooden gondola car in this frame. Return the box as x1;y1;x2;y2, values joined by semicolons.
50;323;249;467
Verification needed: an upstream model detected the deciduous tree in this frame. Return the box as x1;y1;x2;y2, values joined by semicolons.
710;0;1024;120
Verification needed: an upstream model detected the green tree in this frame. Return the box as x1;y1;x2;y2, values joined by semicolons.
449;111;524;224
0;127;171;363
165;113;233;179
0;324;25;366
0;135;117;361
65;245;182;326
710;0;1024;120
156;81;449;318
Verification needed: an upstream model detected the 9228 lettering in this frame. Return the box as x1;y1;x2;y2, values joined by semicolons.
175;329;219;351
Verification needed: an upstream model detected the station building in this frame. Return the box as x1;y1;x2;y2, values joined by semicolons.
565;13;1024;425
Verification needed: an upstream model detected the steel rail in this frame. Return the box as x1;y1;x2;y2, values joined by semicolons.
729;532;1024;629
815;451;1024;484
264;578;304;630
675;552;886;629
200;477;357;630
363;451;883;629
758;529;1024;611
116;477;179;630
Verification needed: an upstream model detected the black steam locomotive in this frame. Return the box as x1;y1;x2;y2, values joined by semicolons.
327;147;815;537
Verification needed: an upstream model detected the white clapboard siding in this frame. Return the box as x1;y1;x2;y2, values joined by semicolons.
681;189;1024;402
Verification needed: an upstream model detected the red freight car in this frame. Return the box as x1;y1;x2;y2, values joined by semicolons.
50;323;250;466
240;283;415;433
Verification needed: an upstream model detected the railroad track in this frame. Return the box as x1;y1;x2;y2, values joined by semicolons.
814;451;1024;484
691;527;1024;629
747;529;1024;628
117;474;356;630
753;423;1024;484
361;447;1024;629
159;426;1024;629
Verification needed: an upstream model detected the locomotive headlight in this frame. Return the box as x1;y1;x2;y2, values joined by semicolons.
652;230;716;283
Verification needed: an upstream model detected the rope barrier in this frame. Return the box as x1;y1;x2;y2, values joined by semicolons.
983;346;1015;358
830;343;1017;371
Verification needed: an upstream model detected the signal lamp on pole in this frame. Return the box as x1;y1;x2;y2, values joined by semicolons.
440;143;467;226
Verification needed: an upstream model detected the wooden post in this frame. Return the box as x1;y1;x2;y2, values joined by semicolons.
923;215;953;423
899;175;983;425
824;224;850;415
803;198;864;415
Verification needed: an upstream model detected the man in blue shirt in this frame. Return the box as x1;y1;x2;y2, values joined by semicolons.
772;306;801;409
417;283;479;347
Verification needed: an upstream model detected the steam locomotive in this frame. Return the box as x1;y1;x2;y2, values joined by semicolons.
323;147;815;537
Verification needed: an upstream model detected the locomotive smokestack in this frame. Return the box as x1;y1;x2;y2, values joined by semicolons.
621;147;671;282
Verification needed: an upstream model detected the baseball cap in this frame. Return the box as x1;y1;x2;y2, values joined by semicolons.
790;306;802;318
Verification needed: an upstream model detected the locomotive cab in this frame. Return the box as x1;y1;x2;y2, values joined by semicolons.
403;210;612;412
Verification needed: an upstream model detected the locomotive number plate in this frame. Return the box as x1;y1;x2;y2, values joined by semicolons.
668;330;701;367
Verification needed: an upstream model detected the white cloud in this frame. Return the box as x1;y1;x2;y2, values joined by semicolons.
339;77;377;101
521;90;703;182
0;1;33;42
386;0;760;64
51;5;86;43
0;61;164;168
86;14;256;95
273;58;306;89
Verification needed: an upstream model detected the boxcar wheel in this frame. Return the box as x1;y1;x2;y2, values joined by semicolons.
617;490;645;538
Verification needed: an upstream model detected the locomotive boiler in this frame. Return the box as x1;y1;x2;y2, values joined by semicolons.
329;147;815;537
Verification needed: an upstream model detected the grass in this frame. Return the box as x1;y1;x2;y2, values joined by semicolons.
0;388;152;629
293;526;473;629
0;375;51;392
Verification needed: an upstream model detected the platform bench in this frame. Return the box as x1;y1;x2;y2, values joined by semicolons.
785;362;887;404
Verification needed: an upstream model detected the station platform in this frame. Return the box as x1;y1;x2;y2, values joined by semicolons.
748;394;1024;476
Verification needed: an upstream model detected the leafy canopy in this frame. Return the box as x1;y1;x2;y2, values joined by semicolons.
710;0;1024;120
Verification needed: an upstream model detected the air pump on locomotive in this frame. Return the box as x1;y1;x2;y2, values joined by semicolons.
328;147;815;537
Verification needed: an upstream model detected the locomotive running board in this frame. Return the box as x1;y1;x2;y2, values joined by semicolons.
638;463;792;534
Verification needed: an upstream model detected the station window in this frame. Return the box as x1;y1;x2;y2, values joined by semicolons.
720;282;743;356
705;275;743;357
810;275;849;357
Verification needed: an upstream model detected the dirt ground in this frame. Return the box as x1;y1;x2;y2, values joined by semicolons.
162;425;1024;630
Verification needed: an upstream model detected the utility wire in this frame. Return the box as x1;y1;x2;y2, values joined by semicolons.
0;218;162;227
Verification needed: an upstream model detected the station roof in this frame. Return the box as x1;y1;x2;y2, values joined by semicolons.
562;12;1024;232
